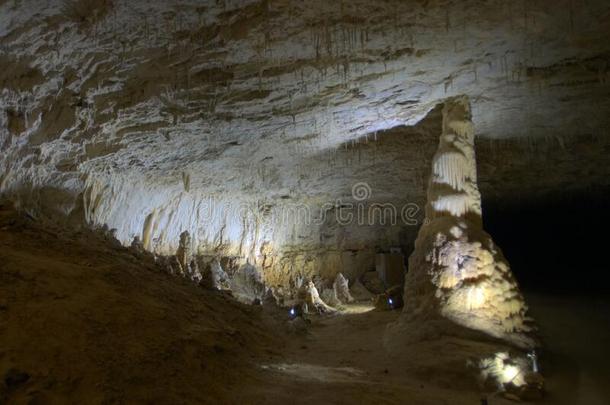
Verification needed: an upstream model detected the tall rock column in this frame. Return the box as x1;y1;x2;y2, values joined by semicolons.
403;96;535;348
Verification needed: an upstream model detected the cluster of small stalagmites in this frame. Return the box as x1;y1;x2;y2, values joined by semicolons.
138;230;232;291
288;272;357;314
128;226;358;310
404;97;535;349
169;231;202;283
172;237;269;304
229;262;267;304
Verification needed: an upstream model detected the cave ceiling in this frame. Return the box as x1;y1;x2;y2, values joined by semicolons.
0;0;609;251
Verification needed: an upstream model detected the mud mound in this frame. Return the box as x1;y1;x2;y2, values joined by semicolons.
0;204;279;404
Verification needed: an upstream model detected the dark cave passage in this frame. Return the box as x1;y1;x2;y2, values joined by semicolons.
484;187;610;294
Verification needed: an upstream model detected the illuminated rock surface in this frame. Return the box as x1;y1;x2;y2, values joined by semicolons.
0;2;609;401
403;97;535;348
0;1;609;293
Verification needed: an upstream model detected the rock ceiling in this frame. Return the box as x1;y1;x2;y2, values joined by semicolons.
0;0;609;258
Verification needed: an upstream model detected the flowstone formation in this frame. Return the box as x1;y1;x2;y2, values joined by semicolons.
403;97;535;349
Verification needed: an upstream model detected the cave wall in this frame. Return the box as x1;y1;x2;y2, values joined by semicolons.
1;0;609;287
78;107;442;288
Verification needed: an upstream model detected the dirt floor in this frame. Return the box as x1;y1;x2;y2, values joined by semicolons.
1;204;609;404
0;205;283;404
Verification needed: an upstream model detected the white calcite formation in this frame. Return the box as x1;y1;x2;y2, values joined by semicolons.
403;97;535;348
333;272;354;304
230;262;267;304
201;259;231;291
305;280;336;314
175;230;203;282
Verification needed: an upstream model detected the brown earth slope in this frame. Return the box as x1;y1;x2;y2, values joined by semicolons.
0;203;281;404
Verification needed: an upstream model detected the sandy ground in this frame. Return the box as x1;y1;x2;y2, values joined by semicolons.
1;204;609;404
250;296;610;405
252;310;489;405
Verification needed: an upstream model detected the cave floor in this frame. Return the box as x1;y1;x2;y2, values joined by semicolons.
249;308;488;405
1;205;609;404
248;295;610;405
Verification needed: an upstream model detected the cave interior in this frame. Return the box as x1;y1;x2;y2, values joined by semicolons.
0;0;609;404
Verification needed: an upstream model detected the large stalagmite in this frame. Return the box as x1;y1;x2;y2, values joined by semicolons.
403;97;535;348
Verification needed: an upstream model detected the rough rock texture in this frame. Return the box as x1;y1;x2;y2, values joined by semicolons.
303;280;335;313
1;0;609;290
403;97;535;348
230;262;267;304
200;258;231;290
333;272;354;303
